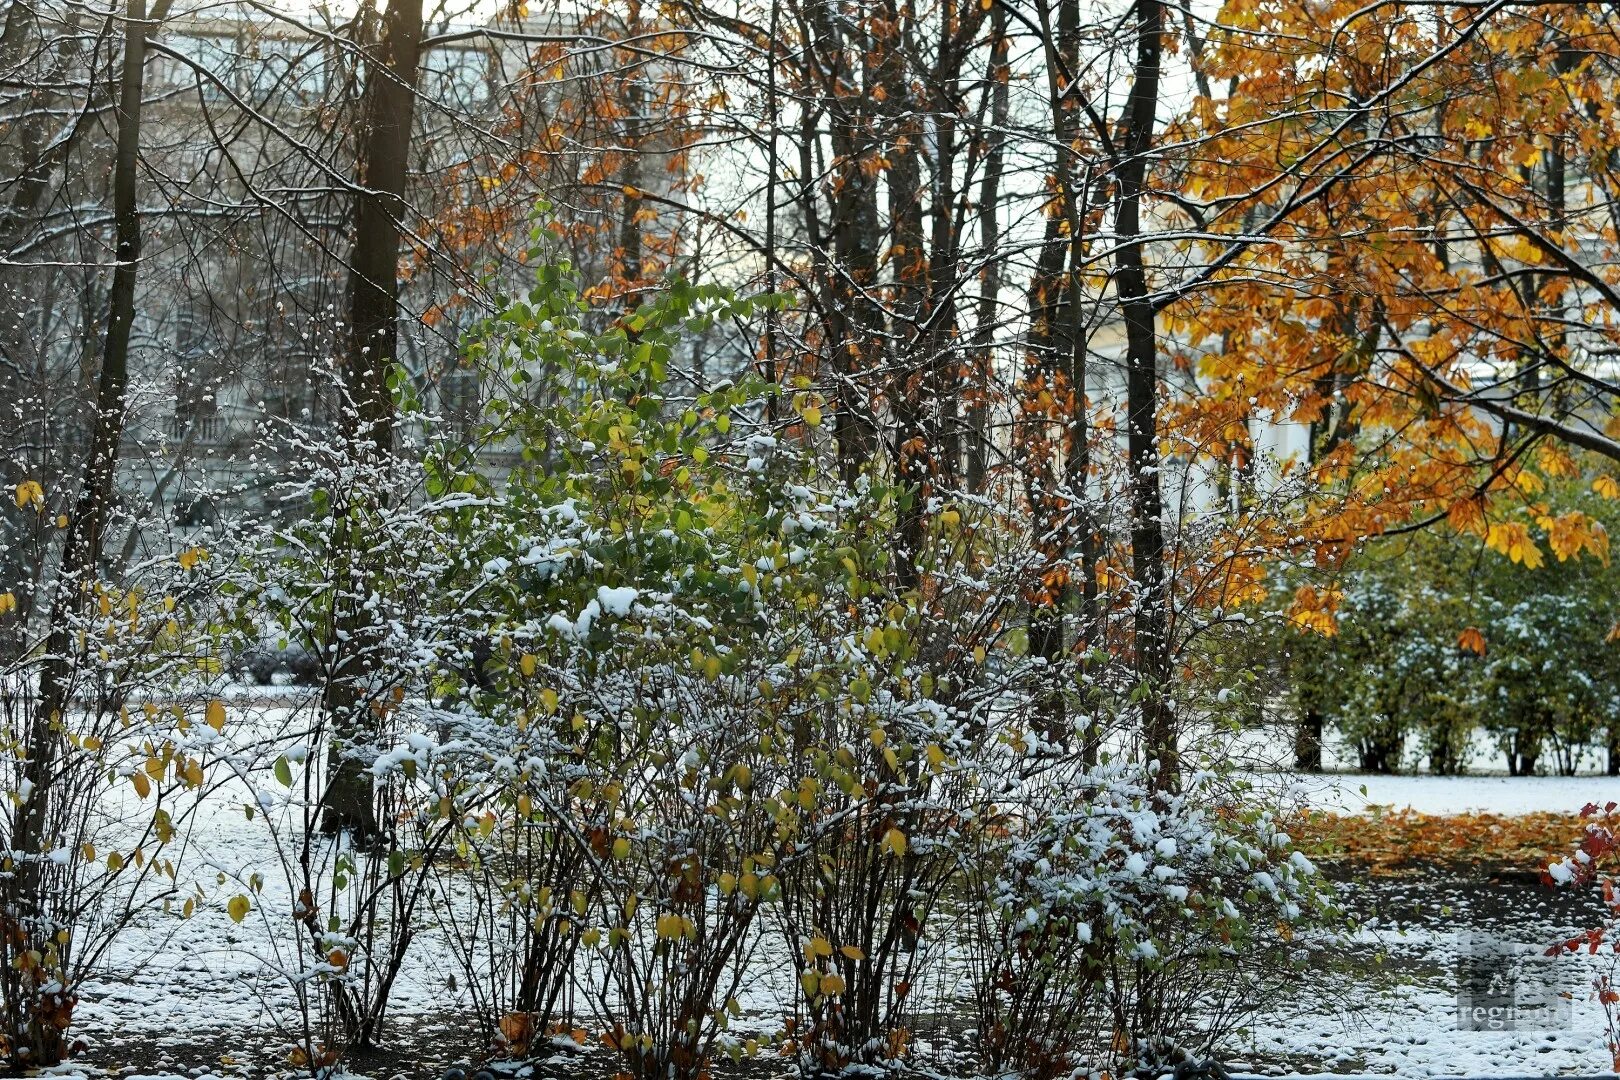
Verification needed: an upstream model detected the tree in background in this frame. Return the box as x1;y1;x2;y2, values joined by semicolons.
1265;471;1620;775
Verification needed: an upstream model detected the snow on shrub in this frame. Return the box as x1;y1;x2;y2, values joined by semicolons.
356;244;1050;1078
970;762;1335;1079
192;242;1348;1079
0;494;229;1067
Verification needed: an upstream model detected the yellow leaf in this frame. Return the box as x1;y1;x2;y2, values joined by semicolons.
13;480;43;510
612;837;631;860
205;700;226;733
840;944;865;960
1595;475;1620;500
881;828;907;858
131;771;151;799
802;405;822;427
519;653;538;678
227;894;251;923
818;973;846;995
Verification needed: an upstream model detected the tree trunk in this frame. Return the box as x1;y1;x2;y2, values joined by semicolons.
965;4;1007;495
800;6;880;486
10;0;158;1063
882;35;930;591
343;0;423;448
1294;709;1324;772
1359;726;1401;774
617;52;646;291
343;0;421;450
1113;0;1175;790
1017;0;1086;745
323;0;424;838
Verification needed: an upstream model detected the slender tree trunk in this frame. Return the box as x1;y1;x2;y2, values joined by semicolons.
323;0;424;837
882;8;929;591
1021;216;1069;741
762;0;780;421
618;44;647;292
11;0;158;1063
1017;0;1084;743
966;6;1007;494
1113;0;1175;790
1294;708;1323;772
801;5;880;485
829;154;881;486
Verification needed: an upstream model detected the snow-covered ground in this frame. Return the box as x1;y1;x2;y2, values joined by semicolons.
1232;751;1620;1077
72;703;474;1063
1294;772;1620;817
1230;868;1620;1078
1217;718;1620;816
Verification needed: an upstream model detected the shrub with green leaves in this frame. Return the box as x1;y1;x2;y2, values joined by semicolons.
1266;482;1620;775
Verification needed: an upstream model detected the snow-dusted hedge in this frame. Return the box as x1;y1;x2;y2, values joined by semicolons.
968;762;1333;1079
